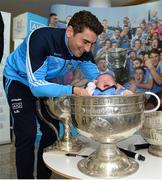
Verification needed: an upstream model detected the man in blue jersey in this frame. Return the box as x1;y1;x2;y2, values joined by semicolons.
3;10;103;179
145;49;162;109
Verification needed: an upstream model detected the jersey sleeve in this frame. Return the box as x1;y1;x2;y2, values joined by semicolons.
79;61;100;81
26;28;73;97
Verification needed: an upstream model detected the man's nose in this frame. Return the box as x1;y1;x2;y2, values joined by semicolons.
84;44;91;52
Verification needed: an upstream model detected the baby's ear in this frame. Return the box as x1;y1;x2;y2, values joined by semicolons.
93;80;97;85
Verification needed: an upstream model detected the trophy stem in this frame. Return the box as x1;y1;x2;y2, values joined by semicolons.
78;143;139;178
52;117;82;152
62;118;72;142
59;118;73;152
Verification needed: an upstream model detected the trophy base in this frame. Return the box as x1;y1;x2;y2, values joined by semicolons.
56;139;82;152
44;139;83;153
148;145;162;157
78;144;139;178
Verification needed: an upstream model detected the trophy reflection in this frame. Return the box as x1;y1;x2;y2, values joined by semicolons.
36;97;81;152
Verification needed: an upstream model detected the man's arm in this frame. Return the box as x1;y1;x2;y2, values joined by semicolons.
149;67;162;85
26;28;90;97
79;60;100;81
145;59;162;85
136;79;153;89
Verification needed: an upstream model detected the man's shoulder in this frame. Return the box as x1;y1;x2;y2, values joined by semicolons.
30;27;66;49
31;27;66;38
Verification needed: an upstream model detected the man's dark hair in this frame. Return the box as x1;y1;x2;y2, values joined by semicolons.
134;39;142;44
114;27;121;32
135;67;145;75
139;51;145;56
134;57;142;63
68;10;103;35
49;13;57;17
150;48;160;55
128;50;136;55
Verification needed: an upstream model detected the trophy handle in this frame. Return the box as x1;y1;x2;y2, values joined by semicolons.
144;92;161;113
36;99;60;141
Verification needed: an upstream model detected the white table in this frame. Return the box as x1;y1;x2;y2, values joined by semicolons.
43;135;162;179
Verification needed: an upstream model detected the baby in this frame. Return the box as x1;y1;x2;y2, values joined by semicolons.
86;73;133;96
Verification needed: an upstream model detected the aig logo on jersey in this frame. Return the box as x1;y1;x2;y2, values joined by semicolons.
12;102;23;114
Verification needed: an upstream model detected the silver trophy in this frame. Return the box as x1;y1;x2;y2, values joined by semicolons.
105;48;128;84
142;111;162;157
106;48;127;69
36;97;82;152
69;92;160;178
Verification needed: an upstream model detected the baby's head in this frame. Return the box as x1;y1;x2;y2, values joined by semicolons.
96;73;116;90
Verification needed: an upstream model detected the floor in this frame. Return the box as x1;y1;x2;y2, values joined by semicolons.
0;142;64;179
0;143;16;179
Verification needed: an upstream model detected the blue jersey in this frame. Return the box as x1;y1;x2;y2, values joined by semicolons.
151;62;162;93
93;86;125;95
3;27;99;97
124;82;147;93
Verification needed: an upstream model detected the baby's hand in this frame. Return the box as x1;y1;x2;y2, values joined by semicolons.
122;89;134;96
86;82;96;95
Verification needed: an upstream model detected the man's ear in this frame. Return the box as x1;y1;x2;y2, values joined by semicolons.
66;26;74;38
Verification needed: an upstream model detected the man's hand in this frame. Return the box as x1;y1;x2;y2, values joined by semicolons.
122;89;134;95
73;87;91;96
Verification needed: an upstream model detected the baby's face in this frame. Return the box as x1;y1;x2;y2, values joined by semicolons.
96;74;115;90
